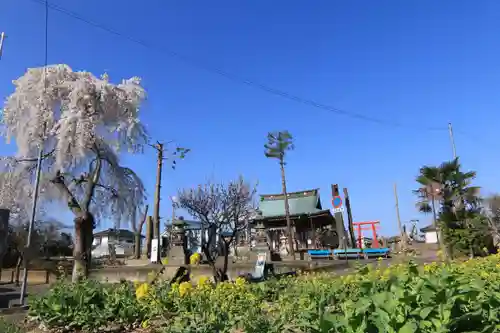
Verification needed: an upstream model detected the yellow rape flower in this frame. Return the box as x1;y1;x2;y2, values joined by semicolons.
136;282;150;300
197;275;211;287
190;252;201;265
179;281;193;297
235;276;247;287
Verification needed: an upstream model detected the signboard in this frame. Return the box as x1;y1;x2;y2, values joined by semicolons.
150;239;159;263
332;196;344;213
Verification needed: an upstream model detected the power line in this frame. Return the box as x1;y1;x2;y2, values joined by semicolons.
454;129;497;151
43;0;48;72
26;0;447;132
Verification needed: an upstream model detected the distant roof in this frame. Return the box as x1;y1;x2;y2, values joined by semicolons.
93;228;143;239
258;189;324;218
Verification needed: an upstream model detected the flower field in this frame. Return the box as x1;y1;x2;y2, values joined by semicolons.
27;254;500;333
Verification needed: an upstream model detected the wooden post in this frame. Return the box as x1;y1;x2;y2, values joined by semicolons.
309;217;316;249
145;216;153;259
342;188;356;248
331;184;347;249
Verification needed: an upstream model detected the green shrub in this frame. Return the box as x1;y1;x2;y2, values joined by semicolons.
28;254;500;332
28;279;150;331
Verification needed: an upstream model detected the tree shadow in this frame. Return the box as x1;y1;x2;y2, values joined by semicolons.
0;286;20;309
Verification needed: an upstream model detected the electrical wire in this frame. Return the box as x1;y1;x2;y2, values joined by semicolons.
26;0;448;132
43;0;48;85
44;0;48;69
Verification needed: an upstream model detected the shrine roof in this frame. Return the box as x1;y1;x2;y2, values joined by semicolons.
257;189;326;218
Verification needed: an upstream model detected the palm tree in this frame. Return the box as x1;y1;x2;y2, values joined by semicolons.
414;158;480;258
264;131;295;256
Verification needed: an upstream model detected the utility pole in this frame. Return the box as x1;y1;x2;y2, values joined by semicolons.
448;122;457;159
448;123;473;257
393;183;406;250
19;146;43;305
0;32;6;60
153;142;164;263
171;198;176;225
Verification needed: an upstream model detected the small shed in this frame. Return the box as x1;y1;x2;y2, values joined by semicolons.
420;225;438;244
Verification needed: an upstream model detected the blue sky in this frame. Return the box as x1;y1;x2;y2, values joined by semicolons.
1;0;500;236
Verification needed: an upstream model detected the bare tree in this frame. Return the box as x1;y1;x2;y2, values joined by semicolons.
0;65;147;281
177;176;256;281
130;204;149;259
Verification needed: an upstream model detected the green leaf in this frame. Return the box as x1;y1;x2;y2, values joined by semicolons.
398;320;418;333
419;307;434;319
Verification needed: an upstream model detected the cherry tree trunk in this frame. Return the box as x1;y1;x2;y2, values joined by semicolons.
134;232;142;259
222;242;230;276
72;212;95;282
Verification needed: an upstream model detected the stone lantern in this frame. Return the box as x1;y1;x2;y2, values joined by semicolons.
250;212;271;262
168;217;189;265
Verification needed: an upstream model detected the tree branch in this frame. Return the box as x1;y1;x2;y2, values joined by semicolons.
51;170;82;215
12;148;55;163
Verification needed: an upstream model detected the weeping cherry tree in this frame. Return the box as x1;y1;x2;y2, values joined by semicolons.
0;65;148;281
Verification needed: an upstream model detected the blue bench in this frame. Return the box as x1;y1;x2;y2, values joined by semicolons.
333;248;363;259
362;248;390;258
308;249;332;260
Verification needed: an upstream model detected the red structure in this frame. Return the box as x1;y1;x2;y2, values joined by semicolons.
353;221;380;248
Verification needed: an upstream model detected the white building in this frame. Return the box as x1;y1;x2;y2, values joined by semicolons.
420;225;438;244
92;228;143;258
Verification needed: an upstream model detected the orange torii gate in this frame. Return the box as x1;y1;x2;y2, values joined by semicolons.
353;221;381;249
